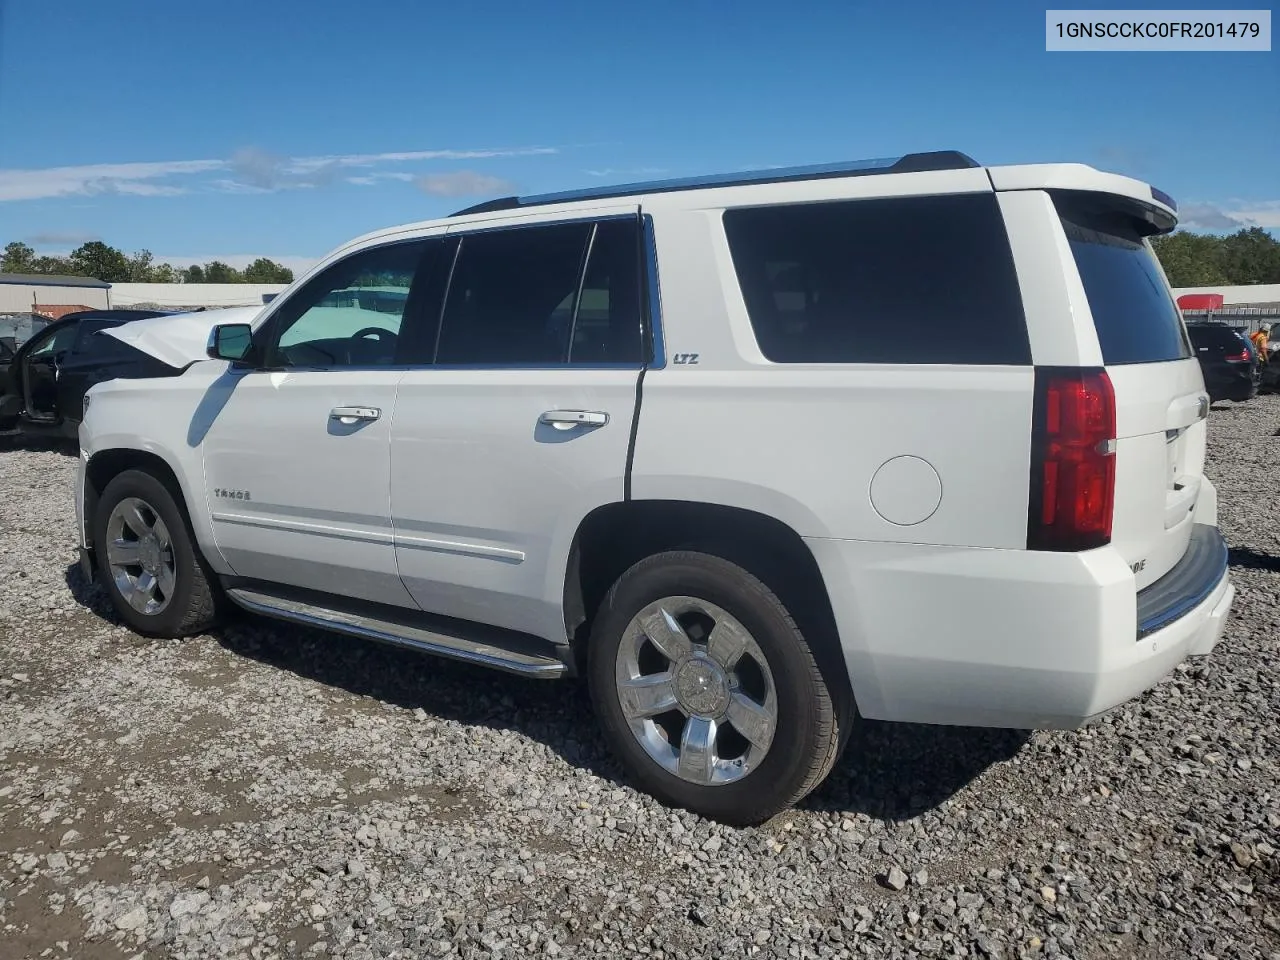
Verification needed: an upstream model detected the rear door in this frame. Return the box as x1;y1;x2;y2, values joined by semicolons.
1055;195;1206;589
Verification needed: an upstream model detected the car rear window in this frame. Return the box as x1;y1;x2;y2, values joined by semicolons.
1055;196;1191;365
722;194;1030;364
1188;325;1244;349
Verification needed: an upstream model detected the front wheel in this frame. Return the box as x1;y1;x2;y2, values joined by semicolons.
93;469;223;638
588;550;849;826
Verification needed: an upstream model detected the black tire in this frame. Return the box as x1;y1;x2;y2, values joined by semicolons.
93;468;223;638
587;550;848;826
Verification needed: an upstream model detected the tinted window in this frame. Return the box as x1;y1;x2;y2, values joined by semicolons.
436;223;591;365
570;220;643;364
267;240;435;368
1056;198;1191;365
723;195;1029;364
71;320;120;355
28;324;79;358
1188;325;1244;351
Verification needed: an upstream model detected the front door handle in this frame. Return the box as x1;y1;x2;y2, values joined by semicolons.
539;409;609;429
330;406;381;424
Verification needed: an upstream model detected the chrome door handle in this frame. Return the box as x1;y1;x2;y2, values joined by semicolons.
539;409;609;429
330;406;381;423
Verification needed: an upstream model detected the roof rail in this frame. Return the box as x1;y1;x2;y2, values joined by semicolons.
450;196;521;216
448;150;979;217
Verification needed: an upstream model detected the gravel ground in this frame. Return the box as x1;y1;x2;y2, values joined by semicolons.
2;398;1278;960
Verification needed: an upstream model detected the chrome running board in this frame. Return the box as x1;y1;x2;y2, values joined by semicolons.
225;586;569;679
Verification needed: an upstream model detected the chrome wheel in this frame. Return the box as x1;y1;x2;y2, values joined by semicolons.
614;596;777;786
105;497;176;616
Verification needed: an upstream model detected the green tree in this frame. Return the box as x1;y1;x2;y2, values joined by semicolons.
1151;228;1280;287
203;261;242;283
183;264;206;283
1;241;37;273
242;257;294;283
32;254;77;275
1150;232;1227;286
150;263;179;283
1219;227;1280;285
125;249;157;282
70;241;130;282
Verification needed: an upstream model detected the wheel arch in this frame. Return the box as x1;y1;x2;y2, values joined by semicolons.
82;445;229;574
563;499;855;708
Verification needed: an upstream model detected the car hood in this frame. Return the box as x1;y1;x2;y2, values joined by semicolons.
101;306;265;368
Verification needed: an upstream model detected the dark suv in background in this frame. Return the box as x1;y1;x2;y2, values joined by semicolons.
1186;322;1259;402
0;309;172;442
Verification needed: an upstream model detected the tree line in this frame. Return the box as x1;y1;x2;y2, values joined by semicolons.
4;227;1278;290
0;241;294;284
1147;227;1278;287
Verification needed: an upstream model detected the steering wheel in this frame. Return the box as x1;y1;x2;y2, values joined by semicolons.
345;327;398;364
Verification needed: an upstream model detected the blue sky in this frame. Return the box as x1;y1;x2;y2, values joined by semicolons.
1;0;1276;273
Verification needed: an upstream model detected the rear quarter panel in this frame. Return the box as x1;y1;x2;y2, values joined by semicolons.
631;200;1034;549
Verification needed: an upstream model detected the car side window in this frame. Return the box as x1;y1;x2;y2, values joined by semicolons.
435;222;591;365
570;219;643;364
434;218;644;366
28;325;78;358
264;240;437;369
70;320;119;356
723;195;1030;365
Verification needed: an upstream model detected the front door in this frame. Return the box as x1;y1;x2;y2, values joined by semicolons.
200;235;444;608
22;322;79;421
390;209;647;644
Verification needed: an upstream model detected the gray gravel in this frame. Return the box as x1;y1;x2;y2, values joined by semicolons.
2;398;1279;960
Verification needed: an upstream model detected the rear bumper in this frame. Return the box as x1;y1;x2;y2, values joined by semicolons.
807;523;1233;729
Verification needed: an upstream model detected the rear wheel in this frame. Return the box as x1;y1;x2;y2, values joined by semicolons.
588;550;847;825
93;469;223;637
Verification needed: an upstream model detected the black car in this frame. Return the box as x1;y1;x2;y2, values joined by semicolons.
0;309;174;442
1186;322;1259;403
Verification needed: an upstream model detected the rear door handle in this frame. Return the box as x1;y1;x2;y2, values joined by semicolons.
330;406;381;423
539;409;609;429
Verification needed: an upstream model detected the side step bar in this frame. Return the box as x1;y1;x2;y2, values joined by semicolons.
225;586;569;679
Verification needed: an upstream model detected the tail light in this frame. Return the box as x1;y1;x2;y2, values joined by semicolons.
1224;349;1250;362
1028;368;1116;551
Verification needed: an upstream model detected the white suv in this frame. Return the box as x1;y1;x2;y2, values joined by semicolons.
76;151;1234;825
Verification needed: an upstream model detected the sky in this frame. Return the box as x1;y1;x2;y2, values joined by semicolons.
0;0;1276;275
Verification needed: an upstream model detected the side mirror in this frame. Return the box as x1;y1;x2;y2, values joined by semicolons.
207;323;253;363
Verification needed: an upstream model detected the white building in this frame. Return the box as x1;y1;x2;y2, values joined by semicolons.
107;282;289;310
0;273;110;313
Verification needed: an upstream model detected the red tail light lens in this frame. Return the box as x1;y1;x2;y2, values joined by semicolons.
1028;368;1116;551
1224;349;1250;362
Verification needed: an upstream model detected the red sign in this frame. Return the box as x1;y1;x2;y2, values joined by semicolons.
1176;293;1224;311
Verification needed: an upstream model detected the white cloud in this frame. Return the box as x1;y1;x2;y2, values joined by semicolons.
1178;200;1280;231
0;146;558;202
1178;203;1248;231
24;231;101;245
0;159;223;201
416;170;516;198
1226;201;1280;229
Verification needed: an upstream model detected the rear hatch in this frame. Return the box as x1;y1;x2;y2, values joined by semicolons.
1055;194;1206;590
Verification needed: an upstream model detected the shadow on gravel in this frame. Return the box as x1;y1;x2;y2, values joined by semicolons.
0;434;78;456
1228;547;1280;573
65;561;1027;823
